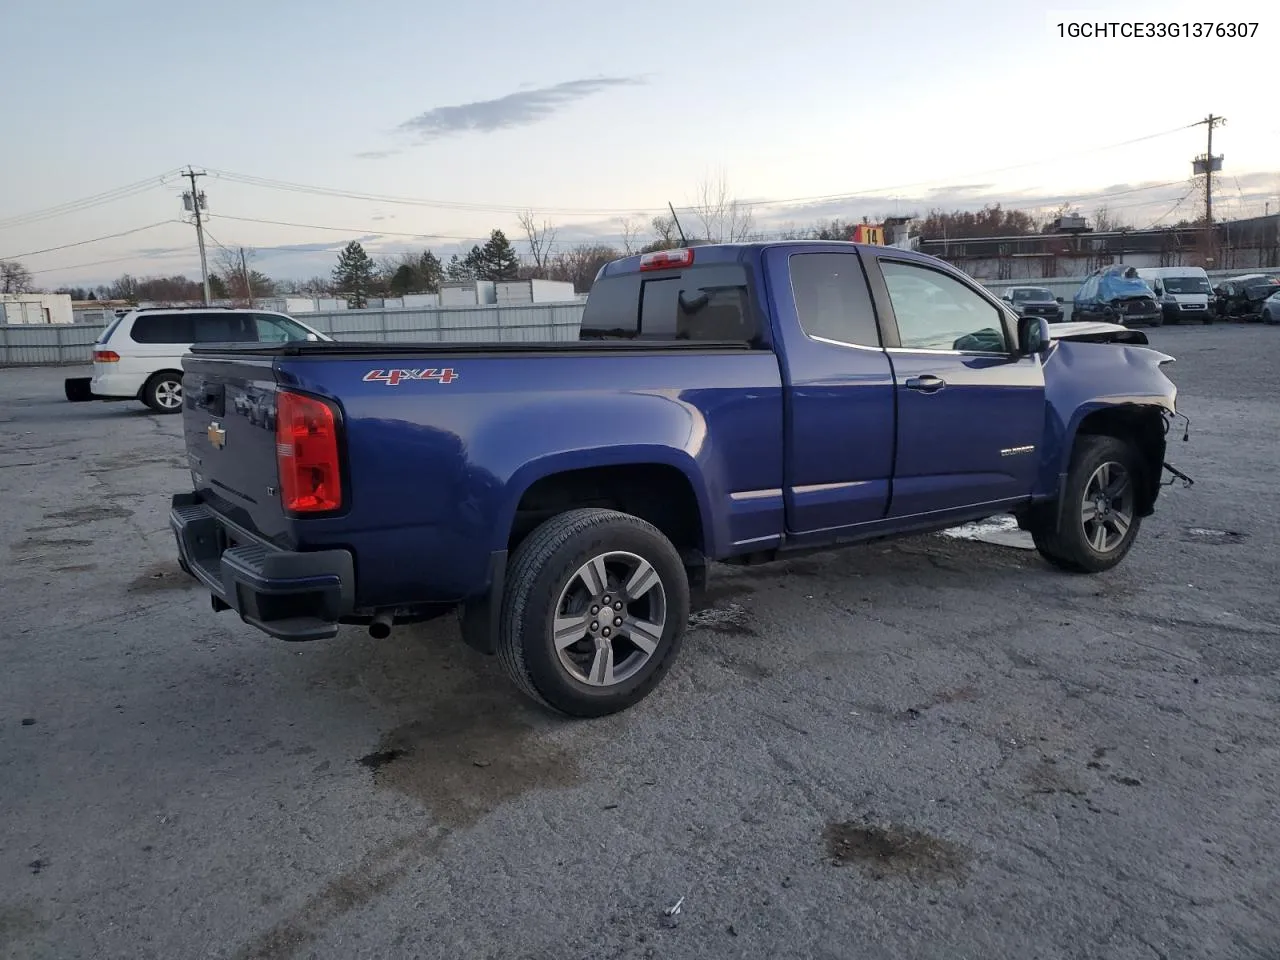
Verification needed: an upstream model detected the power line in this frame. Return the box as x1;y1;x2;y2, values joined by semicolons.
208;213;488;241
203;124;1198;218
0;171;181;230
24;248;191;277
1146;186;1199;228
0;220;182;260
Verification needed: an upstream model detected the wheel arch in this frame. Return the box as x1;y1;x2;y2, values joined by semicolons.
1064;403;1168;517
497;450;714;560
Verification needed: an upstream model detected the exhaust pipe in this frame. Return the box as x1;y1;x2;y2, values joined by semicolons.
368;610;395;639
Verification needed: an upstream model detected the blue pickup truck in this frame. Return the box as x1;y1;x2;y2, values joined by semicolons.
170;242;1185;717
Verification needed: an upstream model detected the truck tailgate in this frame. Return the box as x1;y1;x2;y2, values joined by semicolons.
182;355;292;543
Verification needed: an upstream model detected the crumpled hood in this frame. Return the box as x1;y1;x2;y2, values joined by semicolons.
1047;321;1152;345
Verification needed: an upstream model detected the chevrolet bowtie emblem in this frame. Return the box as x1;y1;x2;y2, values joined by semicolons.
207;421;227;450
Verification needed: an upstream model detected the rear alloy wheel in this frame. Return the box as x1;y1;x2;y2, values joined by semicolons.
1032;435;1143;573
498;508;690;717
143;372;183;414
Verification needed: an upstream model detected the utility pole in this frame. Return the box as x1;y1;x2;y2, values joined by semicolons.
1192;115;1225;267
239;247;254;307
181;166;211;304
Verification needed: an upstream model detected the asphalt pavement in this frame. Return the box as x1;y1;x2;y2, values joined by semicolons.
1;325;1277;960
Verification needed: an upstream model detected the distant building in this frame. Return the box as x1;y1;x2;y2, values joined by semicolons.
1;293;73;325
921;213;1280;280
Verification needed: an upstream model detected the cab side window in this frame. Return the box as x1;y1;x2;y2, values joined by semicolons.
880;260;1009;353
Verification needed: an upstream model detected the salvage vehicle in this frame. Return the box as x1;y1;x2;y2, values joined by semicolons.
1072;265;1162;327
999;286;1065;322
170;242;1187;717
1212;274;1280;321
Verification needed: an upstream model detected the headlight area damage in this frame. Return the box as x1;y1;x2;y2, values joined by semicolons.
1047;320;1194;490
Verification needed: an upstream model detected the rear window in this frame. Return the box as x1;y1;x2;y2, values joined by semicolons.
97;315;125;344
581;263;759;343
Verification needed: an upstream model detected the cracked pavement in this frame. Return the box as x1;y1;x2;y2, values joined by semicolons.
1;324;1277;959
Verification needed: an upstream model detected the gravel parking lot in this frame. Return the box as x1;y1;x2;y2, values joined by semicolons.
2;325;1278;960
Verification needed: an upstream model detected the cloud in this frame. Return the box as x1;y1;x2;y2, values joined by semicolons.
396;77;645;141
355;149;400;160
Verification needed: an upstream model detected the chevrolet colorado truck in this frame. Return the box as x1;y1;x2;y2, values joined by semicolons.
170;242;1185;717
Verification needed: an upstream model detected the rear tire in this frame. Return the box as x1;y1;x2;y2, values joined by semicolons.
1031;435;1144;574
498;508;690;718
142;371;184;414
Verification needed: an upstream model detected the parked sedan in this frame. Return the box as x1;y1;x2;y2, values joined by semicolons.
1000;286;1065;322
1261;290;1280;325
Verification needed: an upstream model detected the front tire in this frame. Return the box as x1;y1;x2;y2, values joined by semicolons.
142;371;184;414
1032;435;1144;574
498;508;690;718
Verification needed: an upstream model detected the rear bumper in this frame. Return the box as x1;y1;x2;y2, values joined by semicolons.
91;369;146;399
170;493;354;641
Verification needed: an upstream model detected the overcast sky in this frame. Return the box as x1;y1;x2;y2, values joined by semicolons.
3;0;1277;288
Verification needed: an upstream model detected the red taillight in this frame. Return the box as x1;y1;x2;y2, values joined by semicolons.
639;248;694;271
94;350;120;362
275;390;342;513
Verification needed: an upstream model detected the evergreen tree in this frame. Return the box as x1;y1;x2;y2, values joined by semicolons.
389;264;415;297
418;250;443;292
463;244;486;279
480;229;520;280
332;240;377;307
446;252;475;282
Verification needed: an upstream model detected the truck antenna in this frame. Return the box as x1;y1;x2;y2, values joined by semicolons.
668;201;688;246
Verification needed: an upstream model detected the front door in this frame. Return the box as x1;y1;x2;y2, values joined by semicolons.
866;255;1046;519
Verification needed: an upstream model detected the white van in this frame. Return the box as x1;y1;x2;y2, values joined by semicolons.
81;307;330;413
1135;267;1213;324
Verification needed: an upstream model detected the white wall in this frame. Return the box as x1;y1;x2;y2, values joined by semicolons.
0;294;74;324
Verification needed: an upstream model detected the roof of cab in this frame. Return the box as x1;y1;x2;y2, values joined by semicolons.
597;240;946;279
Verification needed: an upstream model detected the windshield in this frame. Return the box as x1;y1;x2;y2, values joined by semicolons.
1011;288;1052;301
255;313;328;342
1162;277;1212;294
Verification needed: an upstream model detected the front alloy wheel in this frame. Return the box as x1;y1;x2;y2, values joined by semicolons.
1030;434;1144;573
1080;461;1134;554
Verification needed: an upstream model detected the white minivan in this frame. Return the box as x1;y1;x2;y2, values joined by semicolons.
1135;267;1214;325
80;307;330;413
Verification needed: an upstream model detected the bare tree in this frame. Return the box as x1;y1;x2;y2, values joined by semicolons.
1;260;34;294
617;217;643;256
643;214;681;252
1092;203;1129;233
690;170;755;243
546;243;621;293
517;210;558;277
212;246;273;304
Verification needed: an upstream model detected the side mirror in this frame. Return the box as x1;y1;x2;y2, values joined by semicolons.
1000;295;1012;302
1018;315;1051;357
306;332;319;341
1055;296;1064;303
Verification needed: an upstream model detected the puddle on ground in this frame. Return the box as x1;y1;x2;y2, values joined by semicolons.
824;820;971;882
940;515;1036;550
358;670;579;829
1181;527;1247;545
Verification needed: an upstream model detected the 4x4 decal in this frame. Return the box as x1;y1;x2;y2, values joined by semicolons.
362;368;459;386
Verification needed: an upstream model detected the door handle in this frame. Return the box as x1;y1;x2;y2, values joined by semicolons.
905;375;946;393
